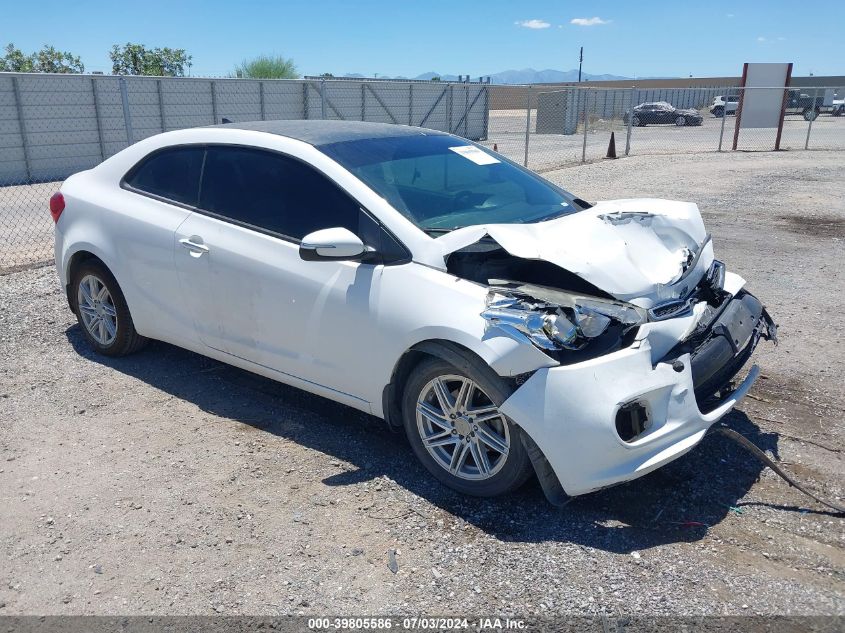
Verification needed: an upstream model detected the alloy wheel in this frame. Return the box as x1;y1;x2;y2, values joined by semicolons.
415;374;511;481
77;274;118;346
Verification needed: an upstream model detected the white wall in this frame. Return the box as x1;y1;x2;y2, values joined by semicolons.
0;74;489;185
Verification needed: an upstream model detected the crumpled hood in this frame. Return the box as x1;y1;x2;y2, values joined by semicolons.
437;198;714;307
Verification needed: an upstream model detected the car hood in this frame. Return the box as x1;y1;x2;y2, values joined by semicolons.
436;198;714;308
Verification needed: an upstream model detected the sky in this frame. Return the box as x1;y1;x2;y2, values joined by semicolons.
2;0;842;79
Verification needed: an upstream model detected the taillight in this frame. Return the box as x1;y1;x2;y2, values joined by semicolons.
49;192;65;223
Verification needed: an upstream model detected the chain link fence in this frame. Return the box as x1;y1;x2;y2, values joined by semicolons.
2;73;843;273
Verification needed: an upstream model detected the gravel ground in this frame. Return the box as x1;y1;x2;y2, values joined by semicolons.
0;151;843;617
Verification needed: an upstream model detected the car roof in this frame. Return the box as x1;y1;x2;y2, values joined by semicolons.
207;120;449;147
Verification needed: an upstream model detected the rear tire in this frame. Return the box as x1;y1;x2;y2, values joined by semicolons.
713;107;724;118
803;108;818;121
401;357;532;497
71;260;148;357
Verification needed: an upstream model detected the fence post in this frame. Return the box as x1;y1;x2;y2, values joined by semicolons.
581;89;589;163
408;83;413;125
804;87;819;150
211;80;218;124
464;78;469;137
625;86;635;156
448;84;454;133
157;79;166;132
91;77;105;161
361;83;366;121
718;86;728;151
259;81;266;121
320;79;327;120
523;86;532;167
119;76;134;146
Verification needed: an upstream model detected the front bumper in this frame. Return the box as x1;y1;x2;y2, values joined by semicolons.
499;282;773;497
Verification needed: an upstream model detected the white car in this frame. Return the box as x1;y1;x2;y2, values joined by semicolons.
710;95;739;117
51;121;776;503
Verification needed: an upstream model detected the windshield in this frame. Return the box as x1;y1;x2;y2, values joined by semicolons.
319;134;585;233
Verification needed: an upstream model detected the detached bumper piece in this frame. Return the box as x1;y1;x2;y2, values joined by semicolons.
664;290;777;405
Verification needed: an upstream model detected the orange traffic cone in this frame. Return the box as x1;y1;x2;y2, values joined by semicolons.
605;132;617;159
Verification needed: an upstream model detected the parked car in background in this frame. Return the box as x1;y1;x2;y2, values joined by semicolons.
785;90;823;120
51;120;776;503
711;89;842;120
623;102;703;127
710;95;739;117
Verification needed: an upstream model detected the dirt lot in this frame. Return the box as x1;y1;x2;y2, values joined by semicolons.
0;151;843;617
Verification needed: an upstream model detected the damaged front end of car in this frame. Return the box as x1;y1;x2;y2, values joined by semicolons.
440;199;778;500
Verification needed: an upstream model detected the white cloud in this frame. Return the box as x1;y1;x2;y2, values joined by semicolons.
757;36;766;42
726;13;734;17
515;19;551;29
570;17;610;26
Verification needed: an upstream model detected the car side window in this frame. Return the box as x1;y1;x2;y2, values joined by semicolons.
124;147;204;206
199;146;360;240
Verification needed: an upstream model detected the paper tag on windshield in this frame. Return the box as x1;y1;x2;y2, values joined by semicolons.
448;145;500;165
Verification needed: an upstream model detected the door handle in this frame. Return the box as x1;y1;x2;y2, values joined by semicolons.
179;237;209;256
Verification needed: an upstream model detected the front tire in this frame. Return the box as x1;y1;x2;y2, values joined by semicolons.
675;116;686;126
401;357;532;497
71;260;147;357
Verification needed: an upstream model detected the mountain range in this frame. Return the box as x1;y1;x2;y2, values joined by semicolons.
343;68;633;84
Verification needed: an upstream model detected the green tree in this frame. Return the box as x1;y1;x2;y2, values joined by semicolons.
110;43;191;76
232;54;298;79
1;43;84;73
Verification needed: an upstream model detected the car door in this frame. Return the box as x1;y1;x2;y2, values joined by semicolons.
173;145;400;404
654;104;671;124
118;146;205;342
642;104;658;123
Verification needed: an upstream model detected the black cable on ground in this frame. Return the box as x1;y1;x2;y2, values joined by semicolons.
712;426;845;515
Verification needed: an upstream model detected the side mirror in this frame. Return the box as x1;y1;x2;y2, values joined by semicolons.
299;227;368;261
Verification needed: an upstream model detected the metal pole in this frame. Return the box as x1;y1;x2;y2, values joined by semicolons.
210;80;218;124
625;86;635;156
464;78;469;137
91;77;105;161
523;86;531;167
448;84;454;133
578;46;583;83
408;83;413;125
804;87;818;150
320;79;327;120
259;81;266;121
119;76;134;145
156;79;166;132
361;83;366;121
11;76;32;182
718;86;728;151
581;89;589;163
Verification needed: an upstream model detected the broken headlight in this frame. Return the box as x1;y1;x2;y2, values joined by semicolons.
481;283;647;352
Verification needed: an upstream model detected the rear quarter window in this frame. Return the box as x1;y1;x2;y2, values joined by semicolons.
124;147;205;206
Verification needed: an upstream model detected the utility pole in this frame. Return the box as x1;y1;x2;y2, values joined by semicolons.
578;46;583;82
